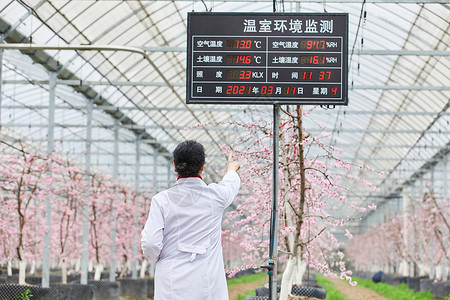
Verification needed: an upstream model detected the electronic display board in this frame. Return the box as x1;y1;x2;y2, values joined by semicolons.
186;12;348;105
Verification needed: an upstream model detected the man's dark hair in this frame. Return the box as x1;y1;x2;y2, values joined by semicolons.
173;140;205;176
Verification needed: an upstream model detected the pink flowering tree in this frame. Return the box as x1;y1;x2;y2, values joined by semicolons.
221;106;378;299
50;156;87;283
88;172;115;280
0;135;155;283
136;189;152;278
347;187;449;279
414;189;449;279
347;215;403;273
0;143;52;284
114;184;146;278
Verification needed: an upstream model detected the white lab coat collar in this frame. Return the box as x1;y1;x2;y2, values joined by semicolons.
173;177;207;188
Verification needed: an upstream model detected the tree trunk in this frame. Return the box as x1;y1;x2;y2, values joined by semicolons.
18;259;26;285
30;260;36;275
119;260;128;279
292;255;306;286
139;260;147;278
279;256;296;300
62;259;68;284
94;263;103;281
75;258;81;272
7;261;12;276
88;260;93;272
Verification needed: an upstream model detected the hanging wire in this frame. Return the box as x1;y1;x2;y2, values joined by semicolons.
323;0;328;13
29;9;33;44
280;0;285;13
357;8;367;75
348;0;366;73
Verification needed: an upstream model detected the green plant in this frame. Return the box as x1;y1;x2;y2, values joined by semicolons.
352;276;434;300
316;274;347;300
17;289;33;300
237;290;256;300
227;272;266;287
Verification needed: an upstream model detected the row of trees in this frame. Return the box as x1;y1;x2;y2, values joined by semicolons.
0;138;152;284
346;188;450;280
220;106;380;299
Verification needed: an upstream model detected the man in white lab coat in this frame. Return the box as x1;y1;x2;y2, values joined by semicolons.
141;140;240;300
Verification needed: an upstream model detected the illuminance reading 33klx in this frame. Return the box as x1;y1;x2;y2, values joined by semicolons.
187;12;349;105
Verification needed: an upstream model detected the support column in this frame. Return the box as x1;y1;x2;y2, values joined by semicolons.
0;48;3;130
153;148;158;193
442;154;448;281
42;72;56;288
416;181;425;276
81;100;93;285
167;160;171;188
269;105;279;300
429;167;435;280
109;120;119;282
131;135;141;279
401;187;410;276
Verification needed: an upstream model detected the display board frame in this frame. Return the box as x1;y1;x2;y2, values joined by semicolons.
186;12;349;106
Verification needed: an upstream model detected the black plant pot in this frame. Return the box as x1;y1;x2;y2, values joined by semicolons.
0;284;50;300
381;273;407;286
431;281;450;299
88;280;120;300
6;275;63;285
253;284;326;299
118;278;147;300
291;285;327;299
49;283;94;300
406;277;420;292
254;286;281;296
419;278;433;292
147;278;155;298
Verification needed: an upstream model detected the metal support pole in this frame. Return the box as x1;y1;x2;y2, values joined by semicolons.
109;120;119;282
81;100;93;285
131;136;141;279
153;148;158;193
269;105;280;300
42;72;56;288
0;49;3;129
167;161;171;188
401;187;410;276
429;166;435;280
442;154;448;281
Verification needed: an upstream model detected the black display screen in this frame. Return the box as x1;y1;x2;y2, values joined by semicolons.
186;12;348;105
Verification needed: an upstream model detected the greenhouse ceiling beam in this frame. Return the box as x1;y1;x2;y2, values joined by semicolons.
0;19;175;162
3;79;449;91
140;46;450;56
0;136;213;146
2;103;447;116
4;123;450;134
1;136;443;150
384;143;450;198
0;42;225;154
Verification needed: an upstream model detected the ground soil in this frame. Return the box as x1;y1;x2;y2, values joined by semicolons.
225;277;392;300
328;278;391;300
228;277;267;300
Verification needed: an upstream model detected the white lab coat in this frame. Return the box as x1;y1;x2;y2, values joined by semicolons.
141;170;240;300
